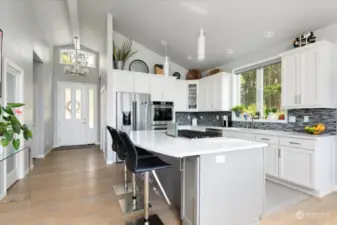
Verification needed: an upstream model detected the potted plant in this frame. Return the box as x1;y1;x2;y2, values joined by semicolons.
231;105;245;118
113;37;137;70
0;103;33;150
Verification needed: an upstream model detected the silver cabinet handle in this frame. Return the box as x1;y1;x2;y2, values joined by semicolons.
278;148;281;158
289;142;301;145
261;138;270;141
294;95;297;104
299;94;301;104
180;158;184;171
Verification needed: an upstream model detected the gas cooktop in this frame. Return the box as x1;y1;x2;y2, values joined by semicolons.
177;130;222;139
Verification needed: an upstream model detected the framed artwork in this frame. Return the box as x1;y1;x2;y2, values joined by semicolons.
0;29;3;97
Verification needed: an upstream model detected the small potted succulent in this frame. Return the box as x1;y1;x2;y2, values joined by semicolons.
0;103;33;150
231;105;245;118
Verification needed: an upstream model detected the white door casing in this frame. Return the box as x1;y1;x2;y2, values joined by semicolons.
57;82;98;147
2;59;25;192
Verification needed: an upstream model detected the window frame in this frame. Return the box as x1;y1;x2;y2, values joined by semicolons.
59;49;96;68
232;56;287;123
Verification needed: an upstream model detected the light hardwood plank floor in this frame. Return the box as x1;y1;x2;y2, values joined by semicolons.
0;148;336;225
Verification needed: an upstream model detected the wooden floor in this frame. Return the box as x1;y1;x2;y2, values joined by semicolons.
0;148;337;225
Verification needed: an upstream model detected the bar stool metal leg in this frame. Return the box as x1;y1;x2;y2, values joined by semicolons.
113;161;136;195
126;172;164;225
118;172;147;214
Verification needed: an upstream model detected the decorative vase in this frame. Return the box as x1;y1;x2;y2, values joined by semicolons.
235;112;241;118
114;61;125;70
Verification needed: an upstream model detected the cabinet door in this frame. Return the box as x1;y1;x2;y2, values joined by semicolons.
187;82;198;110
279;147;314;188
162;77;176;102
281;55;299;108
133;73;150;94
150;76;163;101
175;80;187;111
214;74;231;111
198;80;206;111
264;145;279;177
114;71;134;92
299;49;318;106
222;131;255;141
205;77;215;110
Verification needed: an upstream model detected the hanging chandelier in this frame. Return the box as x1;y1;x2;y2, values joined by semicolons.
65;37;88;77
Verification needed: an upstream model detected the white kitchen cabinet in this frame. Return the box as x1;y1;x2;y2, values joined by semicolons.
175;80;188;111
264;145;279;177
213;73;231;111
187;81;198;110
149;76;176;102
279;147;314;188
113;70;134;92
133;72;150;93
222;130;255;141
280;40;336;108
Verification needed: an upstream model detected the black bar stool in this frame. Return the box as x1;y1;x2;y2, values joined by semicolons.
120;131;171;225
107;126;133;195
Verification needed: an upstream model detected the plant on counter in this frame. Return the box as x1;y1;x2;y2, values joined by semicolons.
113;37;138;70
231;105;245;117
0;103;33;150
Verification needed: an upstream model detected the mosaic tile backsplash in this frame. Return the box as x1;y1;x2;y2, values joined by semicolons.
176;108;337;134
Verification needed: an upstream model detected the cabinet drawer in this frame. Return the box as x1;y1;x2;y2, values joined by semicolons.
255;135;279;145
279;137;316;150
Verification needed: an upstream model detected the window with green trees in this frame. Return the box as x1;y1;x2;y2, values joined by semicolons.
238;62;285;121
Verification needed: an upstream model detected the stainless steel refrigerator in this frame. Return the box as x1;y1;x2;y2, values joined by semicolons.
116;92;151;133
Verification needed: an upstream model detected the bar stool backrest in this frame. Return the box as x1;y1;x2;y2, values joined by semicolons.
119;131;138;173
106;126;118;151
106;126;126;160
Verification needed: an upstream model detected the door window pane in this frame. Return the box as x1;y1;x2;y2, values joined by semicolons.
89;89;94;128
240;69;257;114
76;89;82;119
65;88;71;119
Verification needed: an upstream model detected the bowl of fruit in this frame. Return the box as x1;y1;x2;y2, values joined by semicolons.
304;124;326;135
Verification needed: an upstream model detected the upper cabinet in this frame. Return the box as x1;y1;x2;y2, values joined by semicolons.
187;81;198;110
113;70;134;92
149;75;176;102
198;73;231;111
175;80;188;111
280;41;336;109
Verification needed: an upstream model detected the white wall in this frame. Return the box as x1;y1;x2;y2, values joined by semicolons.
0;0;53;196
114;31;187;78
219;22;337;72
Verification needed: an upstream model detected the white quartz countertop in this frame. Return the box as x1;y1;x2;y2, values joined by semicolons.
180;126;336;140
129;130;268;158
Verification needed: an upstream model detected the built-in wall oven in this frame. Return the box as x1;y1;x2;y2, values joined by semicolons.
151;101;174;130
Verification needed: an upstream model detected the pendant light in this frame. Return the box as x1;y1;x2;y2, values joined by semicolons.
161;40;170;76
198;26;205;60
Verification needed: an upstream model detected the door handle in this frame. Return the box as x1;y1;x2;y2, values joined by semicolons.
82;118;87;124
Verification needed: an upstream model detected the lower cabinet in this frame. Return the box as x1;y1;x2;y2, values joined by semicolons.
279;147;314;188
264;145;279;178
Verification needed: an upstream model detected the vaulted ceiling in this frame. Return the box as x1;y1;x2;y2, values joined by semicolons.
31;0;337;71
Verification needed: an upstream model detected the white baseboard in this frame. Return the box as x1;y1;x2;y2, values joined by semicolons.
24;165;34;177
35;148;53;159
0;192;5;201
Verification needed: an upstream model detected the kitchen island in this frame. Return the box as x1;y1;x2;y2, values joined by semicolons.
129;130;268;225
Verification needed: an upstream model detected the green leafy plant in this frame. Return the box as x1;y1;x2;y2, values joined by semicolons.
0;103;32;150
113;37;137;62
231;105;245;114
270;107;278;113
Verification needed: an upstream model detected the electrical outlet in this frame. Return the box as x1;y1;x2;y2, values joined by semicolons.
200;116;203;119
289;116;296;123
187;115;190;120
304;116;309;123
216;115;219;120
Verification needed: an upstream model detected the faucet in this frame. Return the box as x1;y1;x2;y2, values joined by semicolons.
246;113;255;129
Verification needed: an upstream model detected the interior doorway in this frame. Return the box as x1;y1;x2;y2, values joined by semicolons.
57;82;98;147
2;59;24;191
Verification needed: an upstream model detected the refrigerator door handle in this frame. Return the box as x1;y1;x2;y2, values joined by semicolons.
133;101;137;130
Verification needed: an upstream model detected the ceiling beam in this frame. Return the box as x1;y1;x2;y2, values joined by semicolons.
67;0;80;49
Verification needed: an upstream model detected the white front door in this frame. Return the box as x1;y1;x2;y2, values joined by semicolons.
58;82;97;146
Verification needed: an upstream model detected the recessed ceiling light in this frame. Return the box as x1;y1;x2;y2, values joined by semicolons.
226;49;235;55
264;31;275;38
187;56;192;60
161;40;167;46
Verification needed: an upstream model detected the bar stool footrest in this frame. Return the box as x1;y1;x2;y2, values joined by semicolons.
126;214;164;225
113;183;139;196
118;196;152;215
